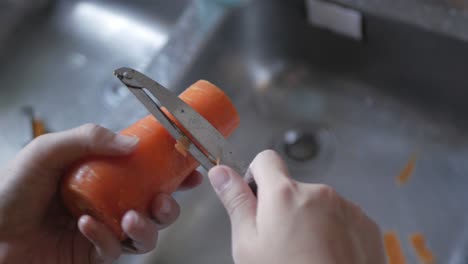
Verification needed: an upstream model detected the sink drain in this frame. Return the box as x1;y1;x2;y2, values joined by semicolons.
272;125;335;179
282;129;319;162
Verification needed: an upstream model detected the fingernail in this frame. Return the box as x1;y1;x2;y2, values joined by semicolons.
78;216;96;238
78;215;89;228
113;134;139;151
160;196;172;215
209;167;231;192
124;210;140;227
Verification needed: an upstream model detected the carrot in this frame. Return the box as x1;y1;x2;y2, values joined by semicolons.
383;231;407;264
61;80;240;240
32;119;46;138
396;154;417;185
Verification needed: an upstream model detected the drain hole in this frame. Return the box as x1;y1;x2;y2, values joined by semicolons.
282;130;319;162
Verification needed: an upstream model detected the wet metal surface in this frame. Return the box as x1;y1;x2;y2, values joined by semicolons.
144;1;468;263
331;0;468;42
0;0;187;164
2;0;468;263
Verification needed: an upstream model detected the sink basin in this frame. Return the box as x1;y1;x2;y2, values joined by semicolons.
0;0;187;164
2;0;468;263
135;1;468;263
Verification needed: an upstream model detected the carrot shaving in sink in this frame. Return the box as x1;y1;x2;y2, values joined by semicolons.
33;119;47;138
409;233;435;264
384;231;407;264
396;154;418;185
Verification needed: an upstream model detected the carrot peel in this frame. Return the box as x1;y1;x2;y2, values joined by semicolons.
384;231;407;264
396;154;418;185
410;233;435;264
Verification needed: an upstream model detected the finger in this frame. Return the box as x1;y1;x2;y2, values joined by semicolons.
78;215;121;263
177;170;203;191
150;193;180;229
249;150;291;194
340;196;383;242
17;123;139;173
208;165;257;239
121;210;158;254
339;197;386;263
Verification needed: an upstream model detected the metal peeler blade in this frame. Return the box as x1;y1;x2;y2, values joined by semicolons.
113;67;257;194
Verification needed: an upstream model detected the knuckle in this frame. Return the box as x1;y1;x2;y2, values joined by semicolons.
300;184;339;211
225;192;250;217
79;123;106;139
313;184;337;202
274;180;295;198
77;123;112;150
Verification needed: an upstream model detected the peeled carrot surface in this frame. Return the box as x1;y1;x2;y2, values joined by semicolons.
61;80;240;240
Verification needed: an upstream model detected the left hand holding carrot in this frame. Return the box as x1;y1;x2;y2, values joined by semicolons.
0;124;202;264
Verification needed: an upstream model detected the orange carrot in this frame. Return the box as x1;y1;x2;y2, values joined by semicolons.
61;80;240;240
409;233;435;264
396;154;417;185
32;119;46;138
384;231;407;264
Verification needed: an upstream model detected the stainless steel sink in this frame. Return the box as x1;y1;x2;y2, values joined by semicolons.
0;0;187;163
2;0;468;263
138;1;468;263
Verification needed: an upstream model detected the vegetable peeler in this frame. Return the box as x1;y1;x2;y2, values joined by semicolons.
114;67;257;194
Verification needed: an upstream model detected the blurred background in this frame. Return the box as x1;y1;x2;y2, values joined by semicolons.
1;0;468;263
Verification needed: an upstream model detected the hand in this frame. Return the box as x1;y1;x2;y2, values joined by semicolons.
0;124;202;264
208;150;385;264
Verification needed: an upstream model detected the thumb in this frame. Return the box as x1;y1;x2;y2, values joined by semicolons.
208;166;256;238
